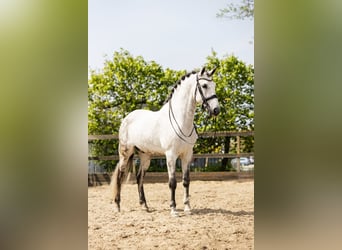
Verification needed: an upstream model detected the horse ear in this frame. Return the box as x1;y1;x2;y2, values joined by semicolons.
200;66;206;75
208;67;217;77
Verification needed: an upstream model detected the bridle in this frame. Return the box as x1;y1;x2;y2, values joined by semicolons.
168;72;218;144
195;74;218;113
169;99;197;144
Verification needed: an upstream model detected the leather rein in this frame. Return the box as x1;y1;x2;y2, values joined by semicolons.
168;73;218;144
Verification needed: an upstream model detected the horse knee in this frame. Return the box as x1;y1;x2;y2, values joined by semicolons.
117;161;126;173
183;176;190;188
169;177;177;190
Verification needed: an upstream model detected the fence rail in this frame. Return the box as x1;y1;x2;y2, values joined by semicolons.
88;131;254;161
88;131;254;141
88;152;253;161
88;172;253;186
88;131;254;185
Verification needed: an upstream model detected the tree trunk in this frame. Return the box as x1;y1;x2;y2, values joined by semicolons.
221;136;231;170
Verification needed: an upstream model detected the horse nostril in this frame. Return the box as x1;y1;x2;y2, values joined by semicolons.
213;107;220;116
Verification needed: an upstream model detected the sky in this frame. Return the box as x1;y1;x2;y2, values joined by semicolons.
88;0;254;72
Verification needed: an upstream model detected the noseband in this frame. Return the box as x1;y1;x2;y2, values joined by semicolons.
195;74;218;112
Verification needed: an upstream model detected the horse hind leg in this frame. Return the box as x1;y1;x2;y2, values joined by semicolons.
136;151;151;211
110;145;134;212
110;164;123;212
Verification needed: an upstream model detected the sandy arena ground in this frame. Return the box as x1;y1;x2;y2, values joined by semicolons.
88;180;254;249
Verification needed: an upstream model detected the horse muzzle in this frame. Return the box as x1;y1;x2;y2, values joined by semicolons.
212;106;220;116
204;104;220;117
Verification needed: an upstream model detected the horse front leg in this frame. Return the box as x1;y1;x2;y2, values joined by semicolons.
166;153;178;217
181;153;192;215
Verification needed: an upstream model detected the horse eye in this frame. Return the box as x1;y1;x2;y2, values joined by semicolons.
202;84;208;89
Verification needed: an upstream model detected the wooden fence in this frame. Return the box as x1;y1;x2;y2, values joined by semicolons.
88;131;254;160
88;131;254;185
88;172;253;186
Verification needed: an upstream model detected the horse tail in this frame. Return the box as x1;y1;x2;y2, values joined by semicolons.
110;162;120;202
110;154;134;202
125;154;134;183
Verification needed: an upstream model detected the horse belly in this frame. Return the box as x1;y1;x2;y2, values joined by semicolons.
128;133;163;156
122;110;165;155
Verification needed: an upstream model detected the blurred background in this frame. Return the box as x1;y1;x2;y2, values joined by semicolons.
1;0;342;249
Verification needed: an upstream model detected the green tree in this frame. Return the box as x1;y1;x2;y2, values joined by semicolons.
194;51;254;170
88;49;254;172
217;0;254;20
88;49;185;134
88;49;183;170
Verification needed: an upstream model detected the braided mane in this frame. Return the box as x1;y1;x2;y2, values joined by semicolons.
164;70;197;104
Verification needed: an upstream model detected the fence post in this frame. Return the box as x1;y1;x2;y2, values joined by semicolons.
93;161;96;186
237;135;240;173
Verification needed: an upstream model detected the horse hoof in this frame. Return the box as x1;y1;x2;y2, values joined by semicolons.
170;209;179;217
113;204;120;213
184;205;192;215
184;209;192;215
141;204;149;212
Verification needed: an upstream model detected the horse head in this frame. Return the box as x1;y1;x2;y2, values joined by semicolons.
195;67;220;116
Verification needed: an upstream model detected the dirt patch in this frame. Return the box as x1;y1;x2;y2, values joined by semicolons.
88;180;254;249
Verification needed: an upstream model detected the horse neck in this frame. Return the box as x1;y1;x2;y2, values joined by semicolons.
169;76;197;129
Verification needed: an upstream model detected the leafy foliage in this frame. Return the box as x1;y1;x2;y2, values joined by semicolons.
88;49;254;171
88;49;183;170
194;50;254;163
217;0;254;20
201;50;254;132
89;49;183;134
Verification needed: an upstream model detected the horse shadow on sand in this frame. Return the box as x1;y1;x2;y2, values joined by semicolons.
191;208;254;216
125;207;253;217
